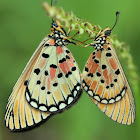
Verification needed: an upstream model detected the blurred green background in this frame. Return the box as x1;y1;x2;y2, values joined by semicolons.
0;0;140;140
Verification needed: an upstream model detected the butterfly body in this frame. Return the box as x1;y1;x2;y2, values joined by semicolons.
82;27;135;125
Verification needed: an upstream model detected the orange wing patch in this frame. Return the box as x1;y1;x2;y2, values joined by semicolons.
24;45;82;114
82;45;128;104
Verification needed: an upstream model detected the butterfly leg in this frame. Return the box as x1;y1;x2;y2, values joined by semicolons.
67;27;71;36
84;43;94;48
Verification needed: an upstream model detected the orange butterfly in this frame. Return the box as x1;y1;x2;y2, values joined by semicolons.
82;12;135;125
5;19;82;131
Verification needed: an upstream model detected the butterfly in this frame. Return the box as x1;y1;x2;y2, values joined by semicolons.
82;12;135;125
5;20;82;131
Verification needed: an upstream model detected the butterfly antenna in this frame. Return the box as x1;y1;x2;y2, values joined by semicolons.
54;0;58;5
111;11;120;31
51;0;53;6
51;0;58;6
52;18;54;22
51;0;58;22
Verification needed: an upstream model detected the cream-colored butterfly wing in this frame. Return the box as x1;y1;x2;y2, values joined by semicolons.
25;42;82;113
82;37;135;125
5;36;51;131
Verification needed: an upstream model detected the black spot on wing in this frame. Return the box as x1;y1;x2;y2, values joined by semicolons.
41;86;45;90
92;56;95;59
57;73;63;78
42;53;49;58
24;80;28;86
85;67;89;72
47;91;51;94
53;83;58;87
66;55;70;59
101;80;104;83
65;73;69;78
94;59;99;63
87;73;93;77
68;71;72;75
65;71;72;78
110;83;114;87
45;70;48;76
115;69;120;75
66;50;70;54
36;80;41;85
106;86;109;89
34;68;40;75
107;47;111;50
44;43;50;47
102;65;107;69
59;58;66;63
106;53;112;57
50;64;57;69
96;72;101;77
71;67;76;71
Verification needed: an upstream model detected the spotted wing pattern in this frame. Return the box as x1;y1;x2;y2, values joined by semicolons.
82;36;135;125
25;39;82;113
5;36;51;131
83;44;128;104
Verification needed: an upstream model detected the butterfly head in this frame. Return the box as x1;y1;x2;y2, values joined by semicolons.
52;20;62;28
94;27;111;41
50;20;75;46
101;27;112;37
52;21;59;28
51;20;66;34
104;28;111;36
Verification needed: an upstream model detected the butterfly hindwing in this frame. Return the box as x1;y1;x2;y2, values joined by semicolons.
5;36;51;131
91;82;135;125
25;40;82;113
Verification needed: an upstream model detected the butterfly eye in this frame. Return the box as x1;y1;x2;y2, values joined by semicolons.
52;21;58;27
104;30;111;36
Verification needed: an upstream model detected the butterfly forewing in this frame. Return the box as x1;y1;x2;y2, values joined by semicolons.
83;44;127;104
5;36;51;131
82;31;135;125
25;39;81;113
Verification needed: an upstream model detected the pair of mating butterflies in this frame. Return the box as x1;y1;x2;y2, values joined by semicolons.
5;13;135;131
